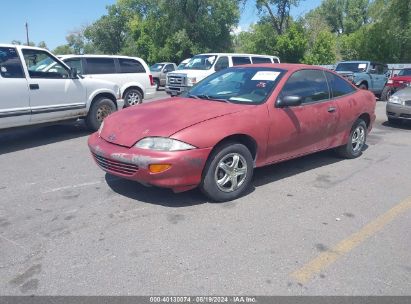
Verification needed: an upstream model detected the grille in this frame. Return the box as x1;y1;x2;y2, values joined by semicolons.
399;113;411;119
387;111;395;116
167;74;185;86
92;153;138;176
405;100;411;106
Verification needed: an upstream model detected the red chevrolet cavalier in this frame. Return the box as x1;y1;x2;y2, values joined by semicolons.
88;64;376;201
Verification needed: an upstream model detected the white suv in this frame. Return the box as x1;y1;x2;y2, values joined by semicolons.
59;55;156;106
0;45;124;131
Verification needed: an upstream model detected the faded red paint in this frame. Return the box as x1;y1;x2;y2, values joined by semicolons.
88;64;376;193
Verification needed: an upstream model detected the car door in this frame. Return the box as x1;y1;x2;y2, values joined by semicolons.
266;69;339;163
369;63;385;93
20;48;87;123
0;46;30;129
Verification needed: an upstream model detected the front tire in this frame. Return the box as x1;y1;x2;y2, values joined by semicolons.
86;97;116;131
388;117;401;125
200;143;254;202
336;119;367;159
124;88;143;107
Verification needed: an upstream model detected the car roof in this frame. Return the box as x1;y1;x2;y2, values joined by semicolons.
197;53;280;58
232;63;325;72
59;54;145;61
0;44;49;51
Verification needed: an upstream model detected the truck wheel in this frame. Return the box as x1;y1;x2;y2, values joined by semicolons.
335;119;367;159
358;83;368;90
86;97;116;132
200;143;254;202
381;86;394;101
154;79;160;90
124;89;142;107
388;117;401;125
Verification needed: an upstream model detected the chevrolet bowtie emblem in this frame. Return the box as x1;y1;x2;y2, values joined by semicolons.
108;134;116;141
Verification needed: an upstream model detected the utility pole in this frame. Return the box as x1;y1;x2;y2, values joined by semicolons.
25;22;30;46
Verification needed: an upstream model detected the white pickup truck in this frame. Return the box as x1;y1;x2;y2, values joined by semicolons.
0;45;124;131
165;53;280;96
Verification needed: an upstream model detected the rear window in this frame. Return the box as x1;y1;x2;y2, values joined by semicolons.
325;71;356;98
86;58;116;74
119;58;146;73
251;57;272;64
0;47;25;78
232;56;251;66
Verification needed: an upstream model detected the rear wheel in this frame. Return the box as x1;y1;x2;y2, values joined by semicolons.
388;117;401;125
200;143;254;202
124;88;143;107
86;97;116;131
336;119;367;159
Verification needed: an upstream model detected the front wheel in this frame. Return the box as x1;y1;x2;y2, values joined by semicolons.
335;119;367;159
381;86;394;101
200;143;254;202
124;89;143;107
86;97;116;131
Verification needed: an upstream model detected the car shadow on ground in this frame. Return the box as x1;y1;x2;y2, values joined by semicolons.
106;149;344;207
380;120;411;130
0;121;92;155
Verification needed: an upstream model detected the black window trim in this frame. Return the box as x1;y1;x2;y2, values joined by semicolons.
118;57;146;73
251;56;274;64
232;56;252;66
83;56;118;75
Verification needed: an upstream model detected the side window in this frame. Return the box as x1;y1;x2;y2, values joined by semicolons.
232;56;251;66
64;58;83;74
376;64;384;74
273;57;280;63
165;64;175;72
118;58;146;73
0;47;25;78
22;49;69;79
325;71;356;98
214;56;229;71
86;58;116;74
280;70;330;104
251;57;272;64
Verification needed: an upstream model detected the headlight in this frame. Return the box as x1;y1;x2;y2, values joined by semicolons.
187;77;197;86
135;137;196;151
98;121;104;136
388;95;404;105
387;79;393;84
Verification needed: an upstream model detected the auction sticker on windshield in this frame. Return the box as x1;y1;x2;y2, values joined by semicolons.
251;71;281;81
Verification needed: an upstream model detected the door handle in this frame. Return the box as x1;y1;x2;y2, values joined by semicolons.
327;106;336;113
29;84;39;90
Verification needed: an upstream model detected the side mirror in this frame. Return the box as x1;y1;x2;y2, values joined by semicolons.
277;95;302;108
70;68;78;79
163;68;169;73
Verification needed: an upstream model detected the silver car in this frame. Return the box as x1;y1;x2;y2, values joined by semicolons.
150;62;177;90
386;87;411;124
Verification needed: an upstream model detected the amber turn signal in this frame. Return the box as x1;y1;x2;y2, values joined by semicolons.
149;164;172;173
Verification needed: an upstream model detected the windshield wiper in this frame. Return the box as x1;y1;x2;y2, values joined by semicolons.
196;94;230;103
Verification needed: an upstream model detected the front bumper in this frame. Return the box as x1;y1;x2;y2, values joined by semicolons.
165;85;189;96
88;133;212;192
386;102;411;120
116;98;125;109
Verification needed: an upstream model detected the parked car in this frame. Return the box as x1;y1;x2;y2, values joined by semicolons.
0;44;123;131
150;62;177;90
177;58;191;70
386;87;411;124
88;64;376;201
381;68;411;101
165;53;280;96
335;61;389;96
59;55;156;107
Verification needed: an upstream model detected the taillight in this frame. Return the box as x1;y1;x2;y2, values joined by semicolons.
149;75;154;86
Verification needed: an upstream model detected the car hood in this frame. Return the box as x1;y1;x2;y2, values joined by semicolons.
391;76;411;82
392;87;411;98
100;97;247;147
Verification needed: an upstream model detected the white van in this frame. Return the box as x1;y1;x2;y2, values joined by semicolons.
59;55;156;106
0;45;124;131
165;53;280;96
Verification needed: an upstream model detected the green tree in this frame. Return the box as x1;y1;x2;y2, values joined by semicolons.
303;30;337;64
53;45;74;55
37;41;48;49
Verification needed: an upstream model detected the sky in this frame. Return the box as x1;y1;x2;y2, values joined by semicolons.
0;0;322;50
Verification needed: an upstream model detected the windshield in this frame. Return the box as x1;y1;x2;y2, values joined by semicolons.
335;62;368;73
184;55;217;70
150;64;164;72
185;67;284;105
398;69;411;76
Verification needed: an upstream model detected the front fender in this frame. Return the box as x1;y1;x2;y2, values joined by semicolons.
86;89;119;110
354;75;370;86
